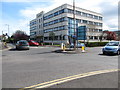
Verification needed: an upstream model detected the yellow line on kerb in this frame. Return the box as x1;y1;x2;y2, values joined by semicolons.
20;69;120;89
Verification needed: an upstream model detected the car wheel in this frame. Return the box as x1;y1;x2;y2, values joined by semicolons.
103;51;106;55
16;46;18;50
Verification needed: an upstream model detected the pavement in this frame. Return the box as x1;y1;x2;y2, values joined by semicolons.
0;43;15;50
2;46;119;88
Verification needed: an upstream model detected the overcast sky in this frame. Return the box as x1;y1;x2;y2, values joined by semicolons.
1;0;119;36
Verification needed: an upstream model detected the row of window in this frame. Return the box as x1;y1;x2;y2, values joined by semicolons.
89;36;100;40
44;26;67;33
68;18;103;26
30;32;36;36
44;35;66;40
67;9;102;20
44;17;66;27
88;28;102;32
44;9;65;20
44;36;101;40
30;21;37;26
30;26;37;31
43;8;102;21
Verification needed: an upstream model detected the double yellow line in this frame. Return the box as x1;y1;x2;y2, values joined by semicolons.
20;69;119;89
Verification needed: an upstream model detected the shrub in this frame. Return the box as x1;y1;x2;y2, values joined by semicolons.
86;42;108;47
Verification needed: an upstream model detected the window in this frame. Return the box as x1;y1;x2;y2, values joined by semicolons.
76;11;81;15
99;16;102;20
82;12;87;17
54;12;59;16
94;22;98;26
83;20;88;24
59;9;64;14
94;15;98;19
39;19;40;23
94;36;98;39
88;21;93;25
98;23;102;26
88;14;93;18
89;36;93;39
68;9;73;13
39;25;41;29
99;29;102;32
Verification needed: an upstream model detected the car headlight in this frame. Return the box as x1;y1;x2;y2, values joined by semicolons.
112;48;118;50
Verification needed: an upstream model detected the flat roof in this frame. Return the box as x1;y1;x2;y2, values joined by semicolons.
44;3;102;16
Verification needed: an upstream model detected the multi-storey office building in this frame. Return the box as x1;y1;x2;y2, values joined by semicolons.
30;11;44;42
30;4;103;44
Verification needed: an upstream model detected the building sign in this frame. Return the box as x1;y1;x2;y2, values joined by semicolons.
77;26;87;40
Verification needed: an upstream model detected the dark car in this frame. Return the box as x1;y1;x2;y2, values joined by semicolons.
16;40;29;50
28;40;39;46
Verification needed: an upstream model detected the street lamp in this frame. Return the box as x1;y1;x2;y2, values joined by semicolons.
73;0;76;50
5;24;9;36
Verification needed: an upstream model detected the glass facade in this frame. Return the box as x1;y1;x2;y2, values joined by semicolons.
44;17;66;27
44;9;65;20
44;26;67;33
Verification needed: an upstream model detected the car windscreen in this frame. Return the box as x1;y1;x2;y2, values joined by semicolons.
31;41;37;43
106;42;119;46
19;41;28;45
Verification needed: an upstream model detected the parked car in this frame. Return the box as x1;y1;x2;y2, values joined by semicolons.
102;41;120;55
16;40;29;50
28;40;39;46
70;42;85;48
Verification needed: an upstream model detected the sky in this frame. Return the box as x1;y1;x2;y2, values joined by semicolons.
1;0;119;36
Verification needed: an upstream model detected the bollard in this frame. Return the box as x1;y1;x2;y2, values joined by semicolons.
61;43;64;50
63;44;66;51
82;46;85;52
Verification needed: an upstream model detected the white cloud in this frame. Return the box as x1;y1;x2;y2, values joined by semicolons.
2;0;51;2
1;0;119;35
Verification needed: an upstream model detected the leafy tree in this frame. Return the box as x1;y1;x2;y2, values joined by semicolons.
49;32;55;45
105;31;116;41
12;30;29;42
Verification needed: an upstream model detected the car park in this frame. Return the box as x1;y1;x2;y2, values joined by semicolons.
16;40;29;50
102;41;120;55
28;40;39;46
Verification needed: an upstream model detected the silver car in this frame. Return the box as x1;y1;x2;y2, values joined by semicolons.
102;41;120;55
16;40;29;50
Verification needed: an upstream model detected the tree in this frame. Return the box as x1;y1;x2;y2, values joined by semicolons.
12;30;29;42
99;31;108;42
105;31;116;41
49;32;55;45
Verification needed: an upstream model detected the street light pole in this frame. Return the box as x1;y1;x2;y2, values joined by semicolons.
73;0;76;50
5;24;9;36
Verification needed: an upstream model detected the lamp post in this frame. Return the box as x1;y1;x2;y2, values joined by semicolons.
73;0;76;50
5;24;9;37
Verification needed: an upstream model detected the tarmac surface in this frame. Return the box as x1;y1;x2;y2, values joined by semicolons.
48;71;118;88
2;45;119;89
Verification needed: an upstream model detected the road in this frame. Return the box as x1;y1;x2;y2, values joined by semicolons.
2;46;118;88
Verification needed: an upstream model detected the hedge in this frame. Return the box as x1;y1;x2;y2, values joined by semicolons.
86;42;108;47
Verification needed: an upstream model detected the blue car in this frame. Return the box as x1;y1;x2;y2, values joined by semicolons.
102;41;120;55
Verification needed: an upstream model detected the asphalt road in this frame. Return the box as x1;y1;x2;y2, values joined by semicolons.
49;71;118;88
2;46;119;88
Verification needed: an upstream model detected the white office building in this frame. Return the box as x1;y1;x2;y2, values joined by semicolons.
30;4;103;44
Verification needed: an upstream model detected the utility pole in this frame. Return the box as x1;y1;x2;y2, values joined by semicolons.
5;24;9;37
73;0;76;50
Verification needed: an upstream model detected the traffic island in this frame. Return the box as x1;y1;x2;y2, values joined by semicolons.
53;48;86;54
